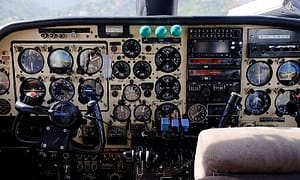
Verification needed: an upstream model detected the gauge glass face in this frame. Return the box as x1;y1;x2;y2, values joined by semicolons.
20;78;46;100
188;103;207;122
78;79;104;104
112;61;131;79
245;90;271;115
78;49;103;74
155;46;181;73
113;104;131;122
0;71;9;95
277;61;300;86
134;104;152;122
246;61;272;86
123;84;141;102
154;103;180;122
155;75;181;101
122;39;141;58
133;61;152;79
18;48;44;74
48;49;73;72
0;99;11;115
50;78;75;101
275;90;296;115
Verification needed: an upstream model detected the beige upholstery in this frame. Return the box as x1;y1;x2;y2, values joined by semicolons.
194;127;300;180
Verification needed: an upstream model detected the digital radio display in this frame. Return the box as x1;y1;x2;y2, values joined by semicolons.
193;40;230;53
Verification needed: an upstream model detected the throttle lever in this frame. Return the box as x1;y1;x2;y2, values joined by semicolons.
218;92;242;128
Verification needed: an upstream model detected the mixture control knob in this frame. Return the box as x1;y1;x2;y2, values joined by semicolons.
170;24;182;37
139;25;152;38
155;26;167;38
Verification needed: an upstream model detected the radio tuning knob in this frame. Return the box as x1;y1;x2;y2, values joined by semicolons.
201;87;211;97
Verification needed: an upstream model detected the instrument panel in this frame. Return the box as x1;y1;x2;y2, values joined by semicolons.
1;17;300;149
1;16;300;180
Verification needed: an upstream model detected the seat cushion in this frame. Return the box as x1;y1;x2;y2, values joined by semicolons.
194;127;300;180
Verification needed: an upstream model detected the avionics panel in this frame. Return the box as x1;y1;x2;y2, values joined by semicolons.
186;27;242;130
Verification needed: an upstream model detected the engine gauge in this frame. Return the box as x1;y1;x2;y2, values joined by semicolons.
77;48;103;75
18;48;44;74
0;99;11;115
154;103;180;122
275;90;296;115
188;103;207;122
277;60;300;86
155;75;181;101
123;84;141;102
155;46;181;73
112;61;131;79
134;104;152;122
246;61;272;86
50;78;75;101
48;49;73;74
245;90;271;115
113;104;131;122
78;79;104;104
0;71;9;95
20;78;46;102
122;39;141;58
133;61;152;79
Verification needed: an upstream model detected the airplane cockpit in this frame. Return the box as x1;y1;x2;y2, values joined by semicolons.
1;0;300;179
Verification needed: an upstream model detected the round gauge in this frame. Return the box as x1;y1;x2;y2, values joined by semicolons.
155;75;181;101
113;104;131;122
134;104;152;122
154;103;180;123
122;39;141;58
133;61;152;79
0;71;9;95
20;78;46;102
246;61;272;86
50;78;75;101
112;61;131;79
155;46;181;73
0;99;11;115
78;79;104;104
275;90;296;115
277;61;300;86
188;104;207;122
123;84;141;102
48;49;73;74
77;48;103;75
18;48;44;74
245;90;271;115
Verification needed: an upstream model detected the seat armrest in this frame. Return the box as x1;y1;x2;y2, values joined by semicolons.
194;127;300;179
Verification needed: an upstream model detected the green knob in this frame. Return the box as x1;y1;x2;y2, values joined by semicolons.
139;25;152;38
170;24;182;37
155;26;167;38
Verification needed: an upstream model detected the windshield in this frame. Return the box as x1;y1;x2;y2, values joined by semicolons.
0;0;255;26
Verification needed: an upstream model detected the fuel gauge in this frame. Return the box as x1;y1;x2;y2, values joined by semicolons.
113;104;131;122
123;84;141;102
134;104;152;122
